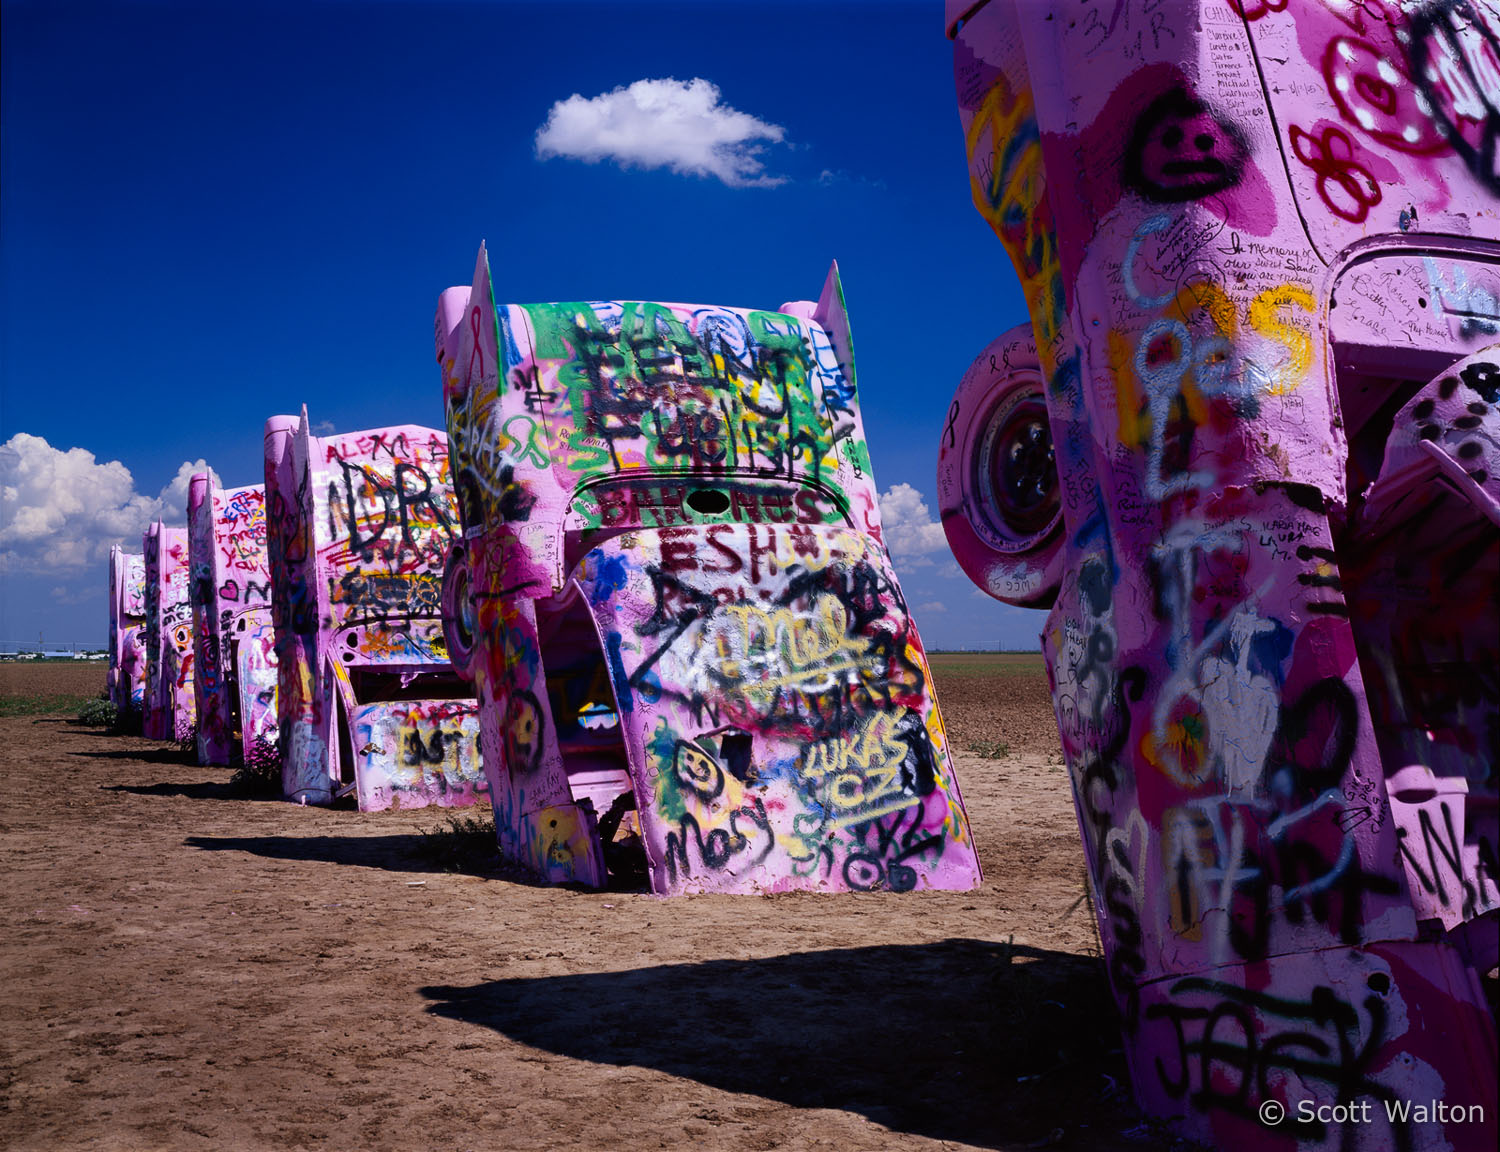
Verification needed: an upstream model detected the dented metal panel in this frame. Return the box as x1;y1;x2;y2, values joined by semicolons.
573;526;978;894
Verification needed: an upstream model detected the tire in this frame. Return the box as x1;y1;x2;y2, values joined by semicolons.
937;325;1064;607
441;539;478;681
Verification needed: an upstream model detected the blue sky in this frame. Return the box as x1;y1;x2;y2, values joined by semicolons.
1;0;1038;650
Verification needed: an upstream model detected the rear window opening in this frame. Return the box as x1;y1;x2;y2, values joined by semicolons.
343;666;476;706
1337;367;1430;509
335;704;356;800
1330;341;1497;844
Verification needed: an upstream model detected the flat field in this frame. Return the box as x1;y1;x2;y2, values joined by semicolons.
0;657;1169;1152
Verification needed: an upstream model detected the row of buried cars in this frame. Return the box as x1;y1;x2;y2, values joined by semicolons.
107;251;987;899
106;418;482;813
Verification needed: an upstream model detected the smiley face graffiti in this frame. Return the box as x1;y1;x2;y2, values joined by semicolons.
504;688;545;775
1124;86;1251;203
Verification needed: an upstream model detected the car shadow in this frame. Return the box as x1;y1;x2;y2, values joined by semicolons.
182;832;550;885
101;780;275;801
420;937;1135;1148
74;745;200;765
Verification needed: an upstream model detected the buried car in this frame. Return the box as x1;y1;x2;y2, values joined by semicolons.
262;408;483;811
941;0;1498;1147
142;521;195;743
187;474;279;769
434;245;982;894
107;545;147;727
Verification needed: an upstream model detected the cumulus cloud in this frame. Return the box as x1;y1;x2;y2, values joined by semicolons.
157;459;218;523
535;77;787;188
50;583;96;607
0;433;210;573
878;483;950;564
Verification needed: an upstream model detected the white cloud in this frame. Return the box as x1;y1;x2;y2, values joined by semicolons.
916;600;948;614
816;168;887;191
157;459;217;523
878;483;950;563
535;77;787;188
50;583;95;606
0;433;210;573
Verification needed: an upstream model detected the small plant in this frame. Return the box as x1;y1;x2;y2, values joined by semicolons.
418;811;498;873
76;695;118;728
966;737;1011;759
230;757;281;797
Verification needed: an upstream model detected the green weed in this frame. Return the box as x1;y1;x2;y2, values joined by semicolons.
0;693;97;717
76;696;118;728
966;738;1011;759
418;811;498;874
230;757;282;797
926;652;1046;677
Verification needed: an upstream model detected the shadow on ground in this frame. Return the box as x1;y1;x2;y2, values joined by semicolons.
102;780;276;801
183;832;545;883
74;745;200;765
421;937;1137;1149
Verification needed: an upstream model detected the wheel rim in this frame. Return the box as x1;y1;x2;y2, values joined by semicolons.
975;385;1061;551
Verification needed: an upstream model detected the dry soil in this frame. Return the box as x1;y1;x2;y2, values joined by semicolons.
0;658;1172;1152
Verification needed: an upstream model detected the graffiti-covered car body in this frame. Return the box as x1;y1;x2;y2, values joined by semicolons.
262;409;483;811
434;244;982;894
142;522;195;743
187;474;278;769
107;545;147;726
943;0;1497;1147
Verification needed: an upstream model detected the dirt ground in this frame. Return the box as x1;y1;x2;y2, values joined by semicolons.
0;658;1169;1152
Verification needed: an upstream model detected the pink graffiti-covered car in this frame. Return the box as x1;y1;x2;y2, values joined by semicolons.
187;474;278;769
434;245;982;894
942;0;1496;1147
142;521;195;743
107;544;147;724
262;409;483;811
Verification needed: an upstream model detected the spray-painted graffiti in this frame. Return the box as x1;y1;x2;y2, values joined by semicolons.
435;247;981;893
262;409;480;810
142;523;196;743
108;546;147;724
234;618;278;769
344;698;485;812
945;0;1497;1146
450;296;866;505
188;475;278;768
1135;942;1497;1149
577;525;972;894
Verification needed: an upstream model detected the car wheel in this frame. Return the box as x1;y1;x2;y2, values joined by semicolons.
441;539;477;681
937;325;1064;607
